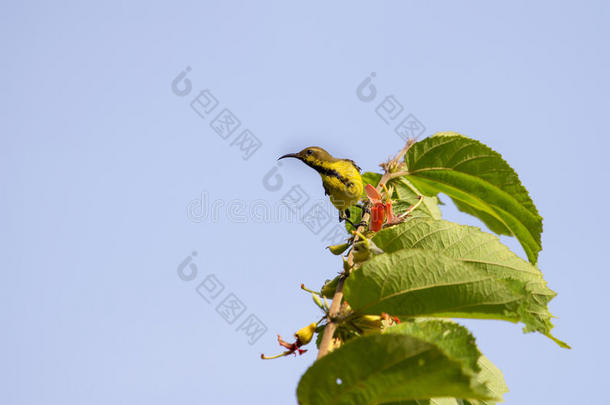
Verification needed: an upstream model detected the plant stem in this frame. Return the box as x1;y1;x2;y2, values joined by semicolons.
316;139;414;360
315;275;347;359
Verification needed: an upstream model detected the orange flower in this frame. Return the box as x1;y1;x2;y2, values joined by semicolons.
364;184;398;231
365;184;386;232
365;183;418;231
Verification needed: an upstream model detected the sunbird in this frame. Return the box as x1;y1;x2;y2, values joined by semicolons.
279;146;364;225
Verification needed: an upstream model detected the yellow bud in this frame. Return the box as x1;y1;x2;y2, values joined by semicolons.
327;242;350;255
361;315;382;325
321;277;339;298
354;314;383;330
343;257;350;272
312;294;324;310
351;241;371;263
295;323;317;346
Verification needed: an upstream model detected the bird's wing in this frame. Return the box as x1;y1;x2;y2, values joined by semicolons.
346;159;361;172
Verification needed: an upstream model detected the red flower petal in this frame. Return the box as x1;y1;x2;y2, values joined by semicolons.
370;203;385;232
365;184;382;203
385;200;395;222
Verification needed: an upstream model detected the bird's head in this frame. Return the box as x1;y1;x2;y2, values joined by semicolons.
278;146;335;167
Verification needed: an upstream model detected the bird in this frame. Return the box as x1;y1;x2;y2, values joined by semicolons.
278;146;364;226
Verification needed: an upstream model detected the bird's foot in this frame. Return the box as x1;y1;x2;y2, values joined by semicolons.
354;220;367;229
355;203;371;215
344;218;367;230
344;218;356;228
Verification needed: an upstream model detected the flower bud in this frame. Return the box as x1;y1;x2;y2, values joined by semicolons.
312;294;324;310
295;323;317;346
351;241;371;263
327;242;350;255
321;277;339;298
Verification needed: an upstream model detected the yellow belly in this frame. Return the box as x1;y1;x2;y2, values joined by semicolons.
320;162;363;212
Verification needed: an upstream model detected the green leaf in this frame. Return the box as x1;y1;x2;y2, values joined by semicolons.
379;350;507;405
297;321;500;405
383;352;507;405
404;133;542;264
345;205;363;233
466;355;509;405
390;177;442;220
384;399;462;405
384;321;480;372
361;171;382;192
344;249;525;323
343;222;568;347
368;218;566;346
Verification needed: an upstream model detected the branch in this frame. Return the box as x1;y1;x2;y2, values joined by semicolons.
316;139;415;360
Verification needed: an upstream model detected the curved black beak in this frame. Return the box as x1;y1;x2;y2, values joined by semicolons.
278;152;300;160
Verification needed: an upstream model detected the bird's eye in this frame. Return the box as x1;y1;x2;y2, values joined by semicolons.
306;150;313;155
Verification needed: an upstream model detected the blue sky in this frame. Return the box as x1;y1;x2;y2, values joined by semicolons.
1;1;608;404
